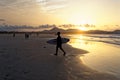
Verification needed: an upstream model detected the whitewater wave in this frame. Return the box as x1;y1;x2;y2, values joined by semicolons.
69;34;120;46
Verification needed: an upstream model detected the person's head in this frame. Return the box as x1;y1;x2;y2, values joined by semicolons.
57;32;61;36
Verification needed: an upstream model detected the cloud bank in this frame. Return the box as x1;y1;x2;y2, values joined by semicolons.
0;24;55;31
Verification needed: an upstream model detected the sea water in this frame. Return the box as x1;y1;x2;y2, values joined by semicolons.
68;34;120;78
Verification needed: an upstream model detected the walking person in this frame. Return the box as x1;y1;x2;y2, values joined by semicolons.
54;32;66;56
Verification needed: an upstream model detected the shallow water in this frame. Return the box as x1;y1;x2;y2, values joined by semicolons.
68;34;120;78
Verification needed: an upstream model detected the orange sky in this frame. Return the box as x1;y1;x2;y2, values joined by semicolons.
0;0;120;30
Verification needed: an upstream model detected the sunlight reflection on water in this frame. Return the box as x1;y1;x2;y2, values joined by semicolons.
68;34;120;78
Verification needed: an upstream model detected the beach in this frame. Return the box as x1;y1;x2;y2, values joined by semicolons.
0;33;119;80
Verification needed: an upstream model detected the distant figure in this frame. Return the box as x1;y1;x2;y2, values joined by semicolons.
25;33;29;39
13;33;15;37
54;32;66;56
36;33;39;36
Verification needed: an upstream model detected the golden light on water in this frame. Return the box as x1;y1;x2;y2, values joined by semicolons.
68;34;120;64
68;34;120;77
68;34;99;52
68;35;87;49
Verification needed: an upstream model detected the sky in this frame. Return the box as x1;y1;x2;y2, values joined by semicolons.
0;0;120;30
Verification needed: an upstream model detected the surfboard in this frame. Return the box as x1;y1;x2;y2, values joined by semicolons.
47;38;70;45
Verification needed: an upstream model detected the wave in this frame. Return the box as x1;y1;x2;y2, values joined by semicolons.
86;34;120;39
85;34;120;46
69;34;120;46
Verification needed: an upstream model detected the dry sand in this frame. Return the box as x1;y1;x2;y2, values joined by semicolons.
0;34;119;80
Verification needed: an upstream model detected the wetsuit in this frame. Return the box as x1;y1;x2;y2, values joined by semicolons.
57;36;62;48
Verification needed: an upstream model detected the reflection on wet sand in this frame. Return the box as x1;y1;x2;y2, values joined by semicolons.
68;34;120;78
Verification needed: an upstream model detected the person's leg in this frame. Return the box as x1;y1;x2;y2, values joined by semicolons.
60;47;66;56
54;46;58;55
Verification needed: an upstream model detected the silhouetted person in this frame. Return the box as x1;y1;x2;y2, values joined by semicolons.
36;33;39;36
25;33;29;39
13;33;15;37
54;32;66;56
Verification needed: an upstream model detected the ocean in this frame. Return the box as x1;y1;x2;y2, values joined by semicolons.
68;34;120;78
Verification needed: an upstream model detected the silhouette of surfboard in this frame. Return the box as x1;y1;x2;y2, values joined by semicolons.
47;38;70;45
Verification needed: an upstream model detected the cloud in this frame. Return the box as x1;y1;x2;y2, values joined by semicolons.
0;0;39;17
0;0;19;7
0;0;68;14
0;25;55;31
0;0;35;10
0;19;5;21
84;24;96;27
37;0;68;13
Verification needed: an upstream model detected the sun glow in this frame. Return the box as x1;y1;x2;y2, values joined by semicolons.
67;15;96;31
68;15;95;25
73;19;92;25
78;27;88;31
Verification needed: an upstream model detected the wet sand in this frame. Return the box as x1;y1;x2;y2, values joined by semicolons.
0;34;119;80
